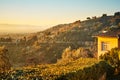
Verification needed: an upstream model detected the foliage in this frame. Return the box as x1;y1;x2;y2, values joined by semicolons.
102;14;107;17
114;12;120;17
0;46;11;71
61;47;92;61
86;17;91;20
100;48;120;76
0;58;114;80
0;37;12;42
100;48;120;68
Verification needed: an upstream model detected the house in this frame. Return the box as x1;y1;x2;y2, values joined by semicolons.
95;29;120;58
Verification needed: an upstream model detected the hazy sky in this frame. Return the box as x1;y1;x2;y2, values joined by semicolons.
0;0;120;33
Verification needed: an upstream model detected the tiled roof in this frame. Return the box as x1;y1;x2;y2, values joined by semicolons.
96;29;120;38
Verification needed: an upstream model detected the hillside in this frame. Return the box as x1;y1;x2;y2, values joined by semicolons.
0;12;120;67
0;58;117;80
30;12;120;65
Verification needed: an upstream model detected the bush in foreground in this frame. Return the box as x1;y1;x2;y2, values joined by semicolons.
100;48;120;75
0;58;114;80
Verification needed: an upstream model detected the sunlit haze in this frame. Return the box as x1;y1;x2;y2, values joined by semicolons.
0;0;120;33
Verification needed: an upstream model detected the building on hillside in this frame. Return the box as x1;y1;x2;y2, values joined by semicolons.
95;29;120;58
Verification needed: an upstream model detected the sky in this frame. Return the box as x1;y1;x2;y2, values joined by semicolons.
0;0;120;33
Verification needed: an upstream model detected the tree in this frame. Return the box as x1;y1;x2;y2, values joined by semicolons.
0;46;11;71
61;47;90;61
92;16;97;19
114;12;120;17
102;14;107;17
87;17;91;20
100;48;120;74
62;46;72;59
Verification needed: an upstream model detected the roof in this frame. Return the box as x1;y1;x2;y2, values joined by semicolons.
95;29;120;38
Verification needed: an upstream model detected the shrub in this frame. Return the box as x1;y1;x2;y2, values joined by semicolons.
57;61;114;80
0;46;11;71
100;48;120;67
87;17;91;20
61;47;91;61
100;48;120;75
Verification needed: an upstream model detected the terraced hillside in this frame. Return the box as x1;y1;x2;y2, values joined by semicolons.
0;12;120;67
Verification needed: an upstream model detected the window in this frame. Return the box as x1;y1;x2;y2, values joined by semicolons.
101;42;108;51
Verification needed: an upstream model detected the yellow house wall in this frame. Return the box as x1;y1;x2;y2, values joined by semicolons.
98;37;118;58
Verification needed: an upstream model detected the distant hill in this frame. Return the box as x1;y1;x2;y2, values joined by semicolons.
0;24;44;33
0;12;120;67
